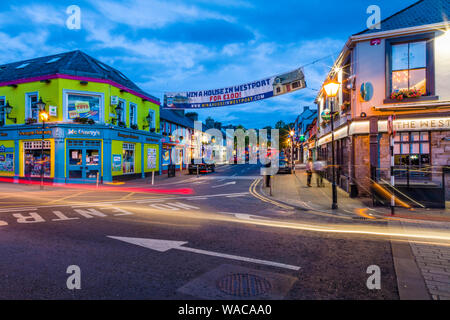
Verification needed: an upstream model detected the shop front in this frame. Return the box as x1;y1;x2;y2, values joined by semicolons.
0;124;162;184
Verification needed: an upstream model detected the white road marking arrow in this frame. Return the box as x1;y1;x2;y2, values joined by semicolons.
212;181;237;188
107;236;300;271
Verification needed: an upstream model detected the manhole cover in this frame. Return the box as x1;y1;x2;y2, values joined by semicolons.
216;273;272;297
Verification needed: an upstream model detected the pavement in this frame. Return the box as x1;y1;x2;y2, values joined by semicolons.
262;168;450;300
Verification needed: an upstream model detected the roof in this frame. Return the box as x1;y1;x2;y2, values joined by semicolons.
160;108;196;129
0;50;159;103
355;0;450;35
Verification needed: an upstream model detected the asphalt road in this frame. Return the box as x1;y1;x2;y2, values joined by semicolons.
0;164;399;299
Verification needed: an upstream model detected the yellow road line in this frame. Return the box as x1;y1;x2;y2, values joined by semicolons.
120;192;136;200
356;208;377;220
249;179;294;210
47;191;89;204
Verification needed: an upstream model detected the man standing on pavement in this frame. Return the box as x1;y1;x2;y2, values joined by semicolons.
306;157;313;187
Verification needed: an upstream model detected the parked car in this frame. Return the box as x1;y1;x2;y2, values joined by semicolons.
188;159;215;174
263;155;292;174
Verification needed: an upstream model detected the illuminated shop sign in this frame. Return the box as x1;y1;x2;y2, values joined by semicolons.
68;129;101;137
19;130;52;136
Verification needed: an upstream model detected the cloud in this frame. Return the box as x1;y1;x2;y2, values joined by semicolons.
89;0;235;29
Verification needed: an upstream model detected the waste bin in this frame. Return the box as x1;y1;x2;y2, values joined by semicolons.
168;164;176;178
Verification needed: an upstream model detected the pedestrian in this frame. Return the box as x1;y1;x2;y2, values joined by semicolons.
25;160;33;182
306;157;313;187
314;160;326;187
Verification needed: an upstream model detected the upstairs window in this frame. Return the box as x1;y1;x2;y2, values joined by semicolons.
386;34;435;101
129;103;137;126
0;97;5;126
392;41;426;94
26;93;39;120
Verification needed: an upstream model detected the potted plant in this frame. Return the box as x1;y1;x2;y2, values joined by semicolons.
150;128;156;133
25;118;37;125
391;89;423;101
118;121;126;128
130;124;138;130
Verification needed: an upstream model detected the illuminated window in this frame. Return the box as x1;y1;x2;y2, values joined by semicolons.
392;41;426;94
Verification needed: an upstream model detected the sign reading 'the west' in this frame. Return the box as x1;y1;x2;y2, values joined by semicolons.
163;68;306;109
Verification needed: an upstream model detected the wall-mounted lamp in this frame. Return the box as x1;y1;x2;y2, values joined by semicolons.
36;97;46;112
3;101;16;123
360;112;367;118
111;104;123;125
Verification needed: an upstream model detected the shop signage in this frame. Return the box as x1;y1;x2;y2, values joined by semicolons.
0;153;14;172
0;145;14;153
111;96;119;105
163;68;306;109
112;154;122;172
68;129;101;137
147;148;157;169
19;130;52;136
118;133;138;140
146;138;159;143
393;118;450;131
0;133;7;137
49;105;57;116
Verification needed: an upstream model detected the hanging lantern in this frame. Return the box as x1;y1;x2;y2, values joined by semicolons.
321;109;331;121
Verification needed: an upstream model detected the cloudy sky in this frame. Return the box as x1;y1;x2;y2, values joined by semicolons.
0;0;413;128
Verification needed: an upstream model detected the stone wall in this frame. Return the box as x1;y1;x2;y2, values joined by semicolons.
431;131;450;200
354;135;371;196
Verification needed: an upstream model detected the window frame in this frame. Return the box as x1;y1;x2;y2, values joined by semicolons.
0;96;5;126
129;102;137;126
385;33;437;103
25;92;39;121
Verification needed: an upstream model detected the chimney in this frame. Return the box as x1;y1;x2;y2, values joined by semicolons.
303;106;310;113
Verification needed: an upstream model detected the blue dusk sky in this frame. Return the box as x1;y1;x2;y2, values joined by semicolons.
0;0;414;128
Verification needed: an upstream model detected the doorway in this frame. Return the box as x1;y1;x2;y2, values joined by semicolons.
67;140;101;183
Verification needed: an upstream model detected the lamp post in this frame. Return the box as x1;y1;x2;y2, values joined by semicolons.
289;130;295;170
323;79;340;210
36;98;47;190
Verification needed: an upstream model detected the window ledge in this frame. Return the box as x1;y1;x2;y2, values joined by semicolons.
383;96;439;104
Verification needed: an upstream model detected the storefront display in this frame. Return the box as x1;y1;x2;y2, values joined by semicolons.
23;141;51;177
123;143;135;174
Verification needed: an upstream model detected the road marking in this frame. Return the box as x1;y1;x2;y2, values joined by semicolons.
120;192;136;200
149;202;200;211
249;179;294;210
0;220;8;226
108;236;301;271
212;181;236;188
47;191;88;204
0;192;250;212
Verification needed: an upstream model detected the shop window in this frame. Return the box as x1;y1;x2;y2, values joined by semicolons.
0;97;5;126
23;141;51;177
394;131;430;179
123;143;135;174
386;34;435;101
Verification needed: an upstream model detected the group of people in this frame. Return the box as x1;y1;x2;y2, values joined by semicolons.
305;158;327;188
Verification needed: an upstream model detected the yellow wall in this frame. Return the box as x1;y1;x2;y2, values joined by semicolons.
0;78;160;131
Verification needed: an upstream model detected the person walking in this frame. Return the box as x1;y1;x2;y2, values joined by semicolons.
306;157;313;187
314;160;326;187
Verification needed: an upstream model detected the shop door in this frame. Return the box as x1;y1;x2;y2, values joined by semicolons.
67;140;101;183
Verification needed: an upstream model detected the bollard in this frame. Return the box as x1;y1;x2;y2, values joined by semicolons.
96;172;99;188
152;171;155;185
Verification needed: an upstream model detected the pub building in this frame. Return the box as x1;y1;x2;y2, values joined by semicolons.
0;50;162;183
315;0;449;207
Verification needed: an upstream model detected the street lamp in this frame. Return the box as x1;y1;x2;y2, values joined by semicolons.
39;109;49;190
323;79;340;210
289;130;295;170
